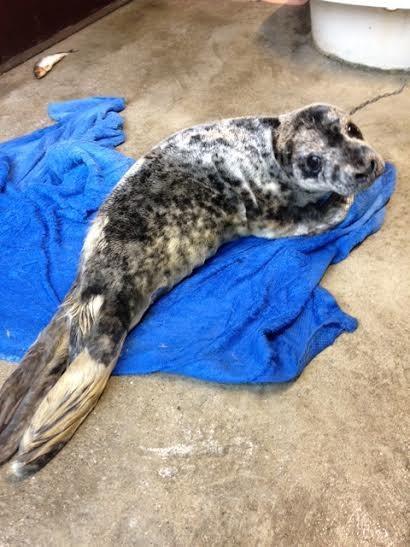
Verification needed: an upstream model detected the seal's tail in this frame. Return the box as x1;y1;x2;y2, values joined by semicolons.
6;292;128;480
0;311;70;467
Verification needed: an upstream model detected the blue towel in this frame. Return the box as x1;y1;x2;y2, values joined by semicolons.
0;98;396;383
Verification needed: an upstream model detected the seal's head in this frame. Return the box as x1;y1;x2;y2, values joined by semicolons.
275;104;384;196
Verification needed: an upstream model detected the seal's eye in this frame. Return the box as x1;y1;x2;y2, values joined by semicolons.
306;154;322;175
346;122;363;140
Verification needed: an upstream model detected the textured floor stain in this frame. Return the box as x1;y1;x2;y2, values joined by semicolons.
140;436;256;459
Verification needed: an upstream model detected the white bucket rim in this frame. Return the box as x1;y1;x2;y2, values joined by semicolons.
317;0;410;9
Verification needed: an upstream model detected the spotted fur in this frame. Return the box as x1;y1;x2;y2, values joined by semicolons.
0;104;384;479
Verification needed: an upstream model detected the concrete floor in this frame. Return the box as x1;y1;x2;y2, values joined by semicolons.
0;1;409;545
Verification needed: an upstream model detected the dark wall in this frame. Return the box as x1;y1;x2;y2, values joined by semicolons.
0;0;127;70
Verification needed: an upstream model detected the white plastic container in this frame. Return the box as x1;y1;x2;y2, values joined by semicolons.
310;0;410;70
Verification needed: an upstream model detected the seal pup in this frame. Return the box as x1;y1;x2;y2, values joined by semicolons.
0;103;384;479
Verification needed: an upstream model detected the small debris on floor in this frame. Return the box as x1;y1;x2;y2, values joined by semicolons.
33;50;76;79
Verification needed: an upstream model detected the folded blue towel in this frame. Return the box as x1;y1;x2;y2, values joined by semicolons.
0;98;395;383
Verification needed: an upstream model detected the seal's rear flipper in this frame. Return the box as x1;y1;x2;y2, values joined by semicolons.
0;312;70;466
8;302;127;479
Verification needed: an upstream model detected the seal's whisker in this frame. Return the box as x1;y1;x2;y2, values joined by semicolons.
350;81;407;116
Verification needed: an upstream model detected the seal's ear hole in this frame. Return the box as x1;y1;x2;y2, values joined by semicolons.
346;122;363;140
306;154;322;175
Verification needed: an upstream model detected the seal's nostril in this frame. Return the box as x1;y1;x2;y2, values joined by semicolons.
355;158;378;183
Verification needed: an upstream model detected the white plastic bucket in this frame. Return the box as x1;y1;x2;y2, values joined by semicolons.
310;0;410;70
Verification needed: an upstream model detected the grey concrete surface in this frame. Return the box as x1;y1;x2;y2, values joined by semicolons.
0;1;408;545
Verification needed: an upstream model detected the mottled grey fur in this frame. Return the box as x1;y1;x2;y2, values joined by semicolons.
0;104;384;479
